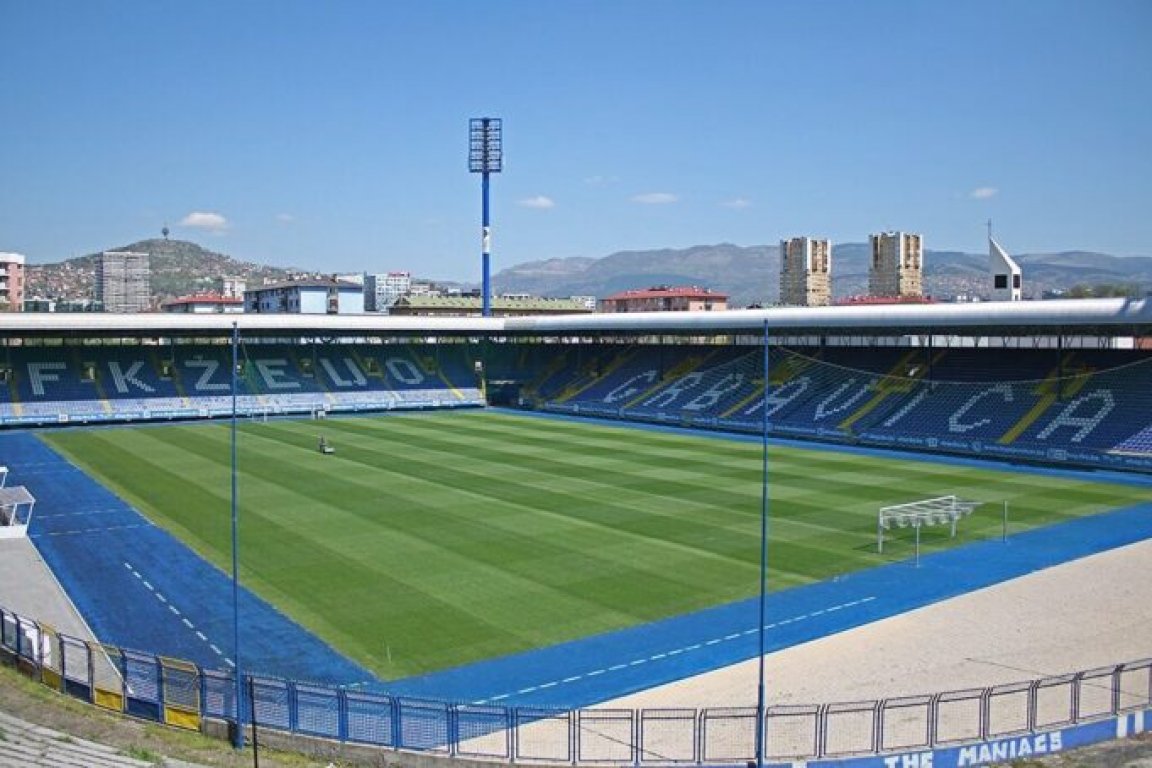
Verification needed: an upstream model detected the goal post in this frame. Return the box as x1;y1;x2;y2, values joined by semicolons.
877;495;984;555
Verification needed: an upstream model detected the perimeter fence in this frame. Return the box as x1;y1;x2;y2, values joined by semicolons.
2;604;1150;764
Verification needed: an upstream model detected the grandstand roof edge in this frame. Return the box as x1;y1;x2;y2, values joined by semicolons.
0;297;1149;336
504;297;1152;334
0;314;504;336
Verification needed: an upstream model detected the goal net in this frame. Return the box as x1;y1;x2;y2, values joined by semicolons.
877;495;982;553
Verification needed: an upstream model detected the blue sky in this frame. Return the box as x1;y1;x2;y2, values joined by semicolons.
2;1;1149;279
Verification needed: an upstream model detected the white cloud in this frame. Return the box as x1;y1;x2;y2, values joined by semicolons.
517;195;555;209
631;192;678;205
969;186;999;200
721;197;752;209
180;211;229;233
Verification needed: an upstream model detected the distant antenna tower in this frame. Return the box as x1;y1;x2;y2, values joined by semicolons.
162;225;170;240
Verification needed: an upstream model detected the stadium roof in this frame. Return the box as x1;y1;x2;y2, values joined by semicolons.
0;297;1149;338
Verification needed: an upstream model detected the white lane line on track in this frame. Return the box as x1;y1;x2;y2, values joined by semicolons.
124;560;228;664
472;595;877;705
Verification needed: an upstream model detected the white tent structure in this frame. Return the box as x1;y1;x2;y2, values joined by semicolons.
0;486;36;539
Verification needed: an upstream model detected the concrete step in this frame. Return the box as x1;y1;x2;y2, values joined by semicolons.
0;708;182;766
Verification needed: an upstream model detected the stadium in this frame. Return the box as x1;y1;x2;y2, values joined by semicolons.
1;297;1151;767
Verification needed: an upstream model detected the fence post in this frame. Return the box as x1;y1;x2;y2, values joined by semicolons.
631;707;640;767
390;696;403;749
1113;665;1124;715
873;699;884;754
1072;672;1084;723
1027;680;1040;732
509;705;519;763
287;680;298;732
927;693;940;747
85;639;95;703
815;703;828;758
979;688;992;740
448;703;459;758
337;688;349;742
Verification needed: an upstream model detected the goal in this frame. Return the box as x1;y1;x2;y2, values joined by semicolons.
877;495;983;555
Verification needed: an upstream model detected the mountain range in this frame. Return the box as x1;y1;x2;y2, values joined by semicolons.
492;243;1152;306
24;239;1152;308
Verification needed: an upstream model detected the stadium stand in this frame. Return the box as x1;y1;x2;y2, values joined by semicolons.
524;343;1152;471
0;343;483;426
3;337;1151;469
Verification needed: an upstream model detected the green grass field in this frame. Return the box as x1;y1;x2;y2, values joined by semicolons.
40;411;1150;679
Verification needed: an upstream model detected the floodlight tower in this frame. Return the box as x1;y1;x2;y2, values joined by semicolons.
469;117;503;317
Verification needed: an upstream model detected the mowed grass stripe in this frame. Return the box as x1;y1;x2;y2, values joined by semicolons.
40;412;1151;679
212;425;713;667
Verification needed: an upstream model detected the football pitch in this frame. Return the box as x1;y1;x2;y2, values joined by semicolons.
40;410;1150;680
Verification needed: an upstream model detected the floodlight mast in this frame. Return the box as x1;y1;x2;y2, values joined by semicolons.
469;117;503;317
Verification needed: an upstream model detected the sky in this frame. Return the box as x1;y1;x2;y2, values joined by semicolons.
2;1;1150;280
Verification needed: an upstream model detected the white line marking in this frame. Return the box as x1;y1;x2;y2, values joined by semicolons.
142;581;153;591
474;595;878;704
168;605;180;616
196;631;207;641
155;593;167;604
182;618;194;629
209;644;222;656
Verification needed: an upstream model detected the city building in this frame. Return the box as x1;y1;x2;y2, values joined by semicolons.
779;237;831;307
389;295;592;318
364;271;412;313
869;232;923;299
161;293;244;314
220;276;247;299
989;237;1023;301
600;286;728;313
243;277;364;314
96;251;151;313
0;252;26;312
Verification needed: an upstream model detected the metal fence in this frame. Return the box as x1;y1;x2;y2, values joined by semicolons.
2;604;1149;764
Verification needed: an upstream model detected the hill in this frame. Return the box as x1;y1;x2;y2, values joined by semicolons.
26;239;299;305
493;243;1152;306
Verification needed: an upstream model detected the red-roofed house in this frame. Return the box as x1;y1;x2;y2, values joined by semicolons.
600;286;728;313
161;293;245;314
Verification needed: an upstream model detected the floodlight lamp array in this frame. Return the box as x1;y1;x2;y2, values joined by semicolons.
469;117;503;173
